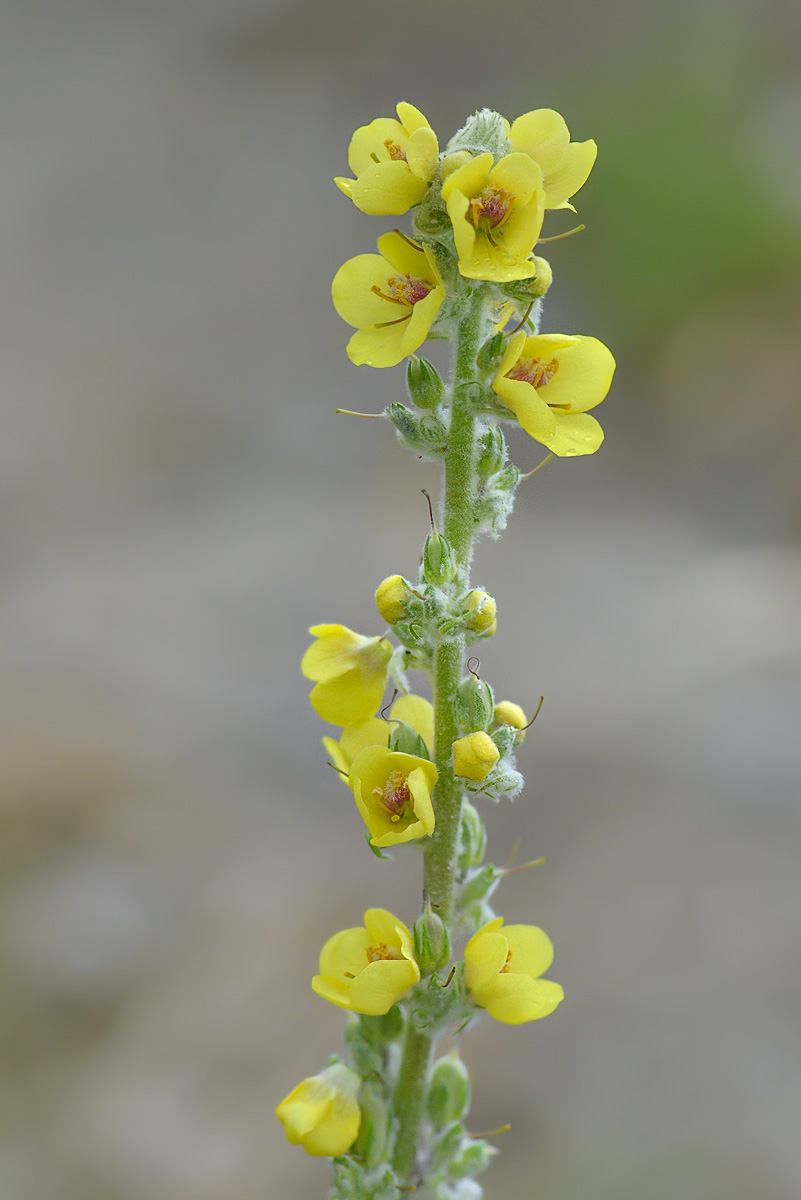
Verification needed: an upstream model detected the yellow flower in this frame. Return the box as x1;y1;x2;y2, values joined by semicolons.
464;590;496;632
349;744;437;846
276;1063;361;1157
493;330;615;457
441;152;544;282
494;701;528;742
452;731;499;782
302;624;391;726
508;108;596;210
335;102;439;215
332;232;445;368
313;908;420;1015
323;694;435;782
464;917;564;1024
375;574;412;624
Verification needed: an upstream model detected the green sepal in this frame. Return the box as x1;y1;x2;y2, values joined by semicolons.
407;356;445;409
365;831;392;860
413;896;451;975
389;721;430;759
426;1053;471;1129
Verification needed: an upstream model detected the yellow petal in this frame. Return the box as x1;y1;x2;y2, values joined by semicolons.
390;695;434;753
302;624;365;681
533;336;615;414
310;667;386;725
350;161;427;215
476;974;564;1024
539;412;604;457
376;230;430;279
407;766;436;836
400;287;444;357
340;718;390;763
445;188;477;265
441;152;493;202
364;908;411;948
488;153;542;207
502;924;555;978
496;196;545;262
509;108;570;175
452;731;499;781
395;102;430;134
348;118;407;175
318;925;373;979
493;376;558;440
334;176;354;198
348;956;419;1015
332;253;407;329
406;125;439;182
322;735;350;782
543;139;597;209
346;322;409;370
463;922;507;992
311;974;352;1009
497;330;528;380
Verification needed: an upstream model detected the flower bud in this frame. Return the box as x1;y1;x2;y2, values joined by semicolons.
476;331;504;375
457;799;486;870
440;150;473;179
407;357;445;410
427;1053;471;1128
424;531;456;585
526;255;552;297
388;404;447;456
494;700;528;743
375;574;412;624
413;897;451;975
464;590;496;632
352;1078;390;1168
276;1062;361;1157
452;732;500;782
476;425;506;477
454;674;494;733
389;721;429;759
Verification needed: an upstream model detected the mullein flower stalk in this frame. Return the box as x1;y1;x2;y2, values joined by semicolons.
278;103;615;1199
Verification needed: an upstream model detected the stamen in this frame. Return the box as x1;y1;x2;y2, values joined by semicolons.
372;770;411;818
366;941;399;962
509;356;560;390
383;138;408;163
500;949;513;973
470;185;514;231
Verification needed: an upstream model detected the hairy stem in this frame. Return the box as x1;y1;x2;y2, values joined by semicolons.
391;294;487;1186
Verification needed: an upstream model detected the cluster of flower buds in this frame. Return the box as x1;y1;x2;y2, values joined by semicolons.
278;101;613;1199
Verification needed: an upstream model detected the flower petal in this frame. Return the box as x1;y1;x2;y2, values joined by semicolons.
475;974;564;1024
348;956;419;1015
493;377;558;440
489;153;542;207
302;625;365;680
395;102;430;134
463;922;508;993
332;254;407;329
502;924;555;979
509;109;570;175
407;767;436;836
543;139;597;209
319;925;373;979
346;323;409;369
406;125;439;182
350;161;427;215
390;695;434;753
533;336;615;414
441;152;493;202
348;118;407;174
376;231;430;278
340;718;390;763
310;667;386;725
400;286;443;356
363;908;411;949
539;412;605;457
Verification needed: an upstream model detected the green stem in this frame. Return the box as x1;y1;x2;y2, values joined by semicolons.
391;294;487;1187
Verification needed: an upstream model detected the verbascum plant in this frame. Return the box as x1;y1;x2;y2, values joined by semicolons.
277;103;615;1199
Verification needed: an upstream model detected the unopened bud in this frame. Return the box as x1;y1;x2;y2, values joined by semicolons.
526;255;552;297
494;700;528;743
389;721;429;759
427;1054;471;1128
476;425;506;477
413;898;451;975
454;674;494;733
452;731;500;782
458;799;486;871
464;590;496;632
440;150;473;179
476;331;504;374
407;357;445;410
424;531;456;585
375;575;412;624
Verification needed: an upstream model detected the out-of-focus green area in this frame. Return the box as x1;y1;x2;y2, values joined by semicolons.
1;2;800;1199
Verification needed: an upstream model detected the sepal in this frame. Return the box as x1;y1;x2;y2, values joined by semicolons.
424;530;457;585
407;356;445;409
457;799;487;872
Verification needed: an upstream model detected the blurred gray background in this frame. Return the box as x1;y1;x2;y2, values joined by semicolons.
2;1;801;1198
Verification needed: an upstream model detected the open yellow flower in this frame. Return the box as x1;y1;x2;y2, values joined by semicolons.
313;908;420;1015
464;917;564;1024
335;102;439;215
349;744;437;846
323;695;435;782
493;329;615;457
509;108;596;210
276;1063;361;1157
441;152;544;282
332;232;445;368
302;624;392;726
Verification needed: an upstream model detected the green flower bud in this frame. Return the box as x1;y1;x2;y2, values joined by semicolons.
388;404;447;457
457;799;486;871
407;357;445;409
424;531;456;585
476;331;504;375
352;1078;390;1168
375;574;412;624
389;721;429;759
427;1054;471;1128
476;425;506;477
456;863;501;911
454;674;494;733
490;723;517;757
413;897;451;975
